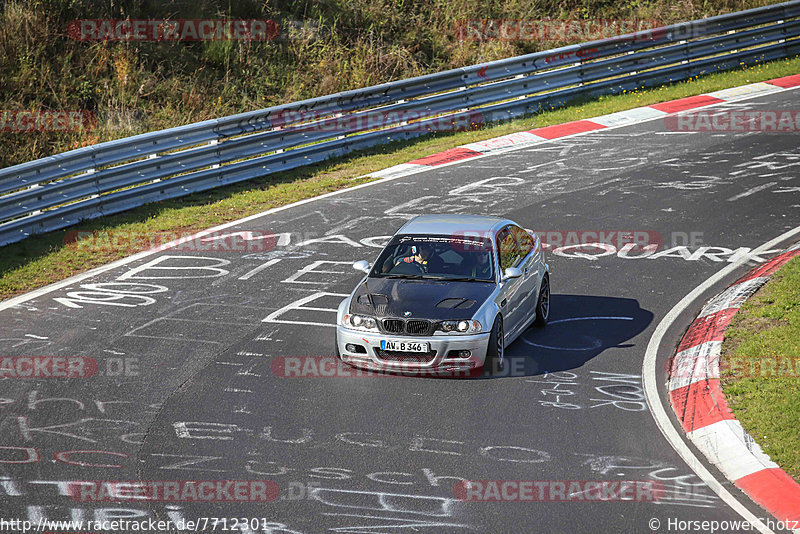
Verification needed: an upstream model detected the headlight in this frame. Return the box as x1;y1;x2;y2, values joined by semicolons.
436;320;482;334
342;314;379;332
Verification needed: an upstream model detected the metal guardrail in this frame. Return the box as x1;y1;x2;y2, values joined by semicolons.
1;2;799;246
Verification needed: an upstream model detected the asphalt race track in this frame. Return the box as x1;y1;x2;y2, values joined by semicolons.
1;88;799;534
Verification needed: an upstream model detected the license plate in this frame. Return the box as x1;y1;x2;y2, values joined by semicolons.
381;340;429;353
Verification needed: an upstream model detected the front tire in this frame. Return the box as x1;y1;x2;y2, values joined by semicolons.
483;315;505;376
533;275;550;327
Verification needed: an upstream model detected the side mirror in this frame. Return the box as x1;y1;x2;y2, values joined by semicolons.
352;260;371;274
502;267;522;280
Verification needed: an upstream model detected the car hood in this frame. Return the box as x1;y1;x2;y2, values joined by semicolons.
349;277;495;321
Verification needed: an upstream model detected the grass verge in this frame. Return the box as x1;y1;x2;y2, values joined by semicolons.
721;254;800;483
1;57;800;302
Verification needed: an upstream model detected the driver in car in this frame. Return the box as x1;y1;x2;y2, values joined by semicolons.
396;243;442;273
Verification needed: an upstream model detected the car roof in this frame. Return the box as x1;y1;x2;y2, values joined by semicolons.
397;214;514;237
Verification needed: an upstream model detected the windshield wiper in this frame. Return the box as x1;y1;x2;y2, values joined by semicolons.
383;274;445;280
383;274;493;282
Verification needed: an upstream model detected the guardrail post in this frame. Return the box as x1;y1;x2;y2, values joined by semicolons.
781;6;790;52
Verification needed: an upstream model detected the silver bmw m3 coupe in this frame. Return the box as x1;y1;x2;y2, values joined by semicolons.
335;214;550;376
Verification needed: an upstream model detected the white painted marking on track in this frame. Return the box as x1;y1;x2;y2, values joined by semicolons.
549;316;634;324
262;292;347;327
726;182;778;201
281;260;351;284
236;351;263;357
238;258;281;280
642;224;800;534
522;337;602;351
118;255;230;280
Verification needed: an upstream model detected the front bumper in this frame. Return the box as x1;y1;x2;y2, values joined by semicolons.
336;326;491;375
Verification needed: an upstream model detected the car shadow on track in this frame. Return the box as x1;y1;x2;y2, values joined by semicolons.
494;293;654;379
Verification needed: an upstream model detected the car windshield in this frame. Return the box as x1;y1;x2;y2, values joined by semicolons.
370;234;495;282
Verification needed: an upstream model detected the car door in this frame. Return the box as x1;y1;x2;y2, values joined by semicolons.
495;225;525;337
